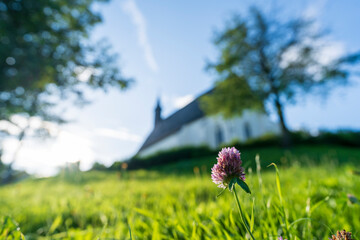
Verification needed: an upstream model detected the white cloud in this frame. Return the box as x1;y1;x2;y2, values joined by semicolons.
75;66;98;82
94;127;141;142
280;40;345;81
122;0;159;72
281;40;345;68
317;41;345;65
0;123;141;176
301;0;346;67
0;115;59;136
303;0;328;19
2;131;95;177
174;94;195;109
0;120;20;135
161;94;196;116
280;0;344;71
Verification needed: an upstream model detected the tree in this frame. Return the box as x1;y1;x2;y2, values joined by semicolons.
0;0;131;124
202;7;359;146
0;0;132;178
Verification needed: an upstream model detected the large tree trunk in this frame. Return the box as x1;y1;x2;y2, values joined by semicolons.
274;98;291;147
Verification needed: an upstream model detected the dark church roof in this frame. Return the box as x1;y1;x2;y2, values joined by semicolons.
137;92;210;153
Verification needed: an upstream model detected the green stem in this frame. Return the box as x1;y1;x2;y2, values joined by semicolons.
233;185;256;240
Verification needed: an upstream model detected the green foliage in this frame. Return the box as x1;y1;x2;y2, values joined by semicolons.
268;163;290;238
306;130;360;147
91;162;107;171
106;131;360;173
233;130;360;150
111;146;214;170
0;0;131;123
237;179;251;194
0;216;25;239
224;177;252;195
201;76;264;118
0;159;359;239
150;145;360;176
228;177;237;192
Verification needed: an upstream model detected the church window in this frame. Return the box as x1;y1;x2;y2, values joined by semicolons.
244;122;252;139
215;126;224;146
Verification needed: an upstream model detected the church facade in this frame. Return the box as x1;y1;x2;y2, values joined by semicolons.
137;92;281;157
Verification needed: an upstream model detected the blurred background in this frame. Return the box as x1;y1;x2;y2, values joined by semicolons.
1;0;359;178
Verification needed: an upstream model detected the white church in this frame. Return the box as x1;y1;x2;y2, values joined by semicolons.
137;91;281;157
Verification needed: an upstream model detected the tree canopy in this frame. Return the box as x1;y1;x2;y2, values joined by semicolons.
0;0;131;125
201;7;359;145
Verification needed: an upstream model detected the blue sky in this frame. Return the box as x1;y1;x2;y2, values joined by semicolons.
3;0;360;176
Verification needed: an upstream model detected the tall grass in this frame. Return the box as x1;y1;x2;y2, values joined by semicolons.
0;155;359;239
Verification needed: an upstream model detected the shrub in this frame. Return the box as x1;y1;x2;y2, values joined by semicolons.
109;130;360;171
110;146;215;170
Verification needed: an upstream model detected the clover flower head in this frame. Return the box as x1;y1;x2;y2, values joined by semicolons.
278;237;287;240
211;147;245;189
330;230;353;240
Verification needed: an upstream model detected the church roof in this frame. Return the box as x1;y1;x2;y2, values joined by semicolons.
137;92;209;153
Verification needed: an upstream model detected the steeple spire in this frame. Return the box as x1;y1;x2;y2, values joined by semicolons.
155;97;162;126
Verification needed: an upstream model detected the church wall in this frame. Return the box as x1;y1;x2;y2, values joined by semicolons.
177;117;213;147
138;117;212;157
138;110;281;158
138;132;180;157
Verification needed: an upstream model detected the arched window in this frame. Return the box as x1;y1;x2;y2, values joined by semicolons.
244;122;252;139
215;126;224;146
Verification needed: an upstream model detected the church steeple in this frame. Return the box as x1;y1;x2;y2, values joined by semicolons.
155;98;162;126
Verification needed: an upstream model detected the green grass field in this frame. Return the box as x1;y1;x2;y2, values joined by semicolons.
1;145;360;240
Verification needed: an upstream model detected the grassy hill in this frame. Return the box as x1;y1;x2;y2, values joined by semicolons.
114;130;360;172
150;144;360;174
1;145;360;239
